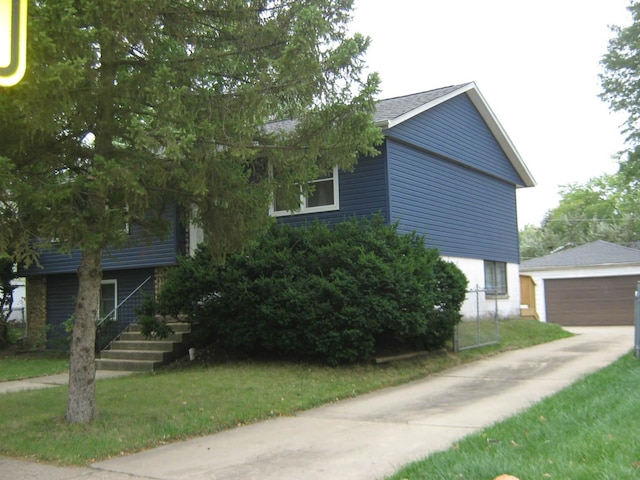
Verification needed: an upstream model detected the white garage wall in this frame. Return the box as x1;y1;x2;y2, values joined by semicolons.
521;264;640;323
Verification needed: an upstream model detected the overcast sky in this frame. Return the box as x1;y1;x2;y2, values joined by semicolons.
350;0;632;228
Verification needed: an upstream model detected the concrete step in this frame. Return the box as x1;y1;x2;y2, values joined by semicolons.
97;321;193;372
99;349;170;362
128;322;192;334
108;340;176;352
95;358;161;372
118;331;188;342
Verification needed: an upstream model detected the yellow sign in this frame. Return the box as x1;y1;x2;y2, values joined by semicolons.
0;0;27;87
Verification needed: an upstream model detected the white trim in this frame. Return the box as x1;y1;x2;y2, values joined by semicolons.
271;166;340;217
381;84;475;130
520;262;640;277
100;279;118;321
465;86;536;189
380;82;536;189
189;223;204;256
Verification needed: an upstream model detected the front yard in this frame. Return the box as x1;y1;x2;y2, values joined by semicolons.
0;319;570;466
0;351;69;382
388;352;640;479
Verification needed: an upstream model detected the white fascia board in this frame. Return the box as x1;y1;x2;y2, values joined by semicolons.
520;262;640;277
384;83;476;130
465;85;536;188
381;82;536;189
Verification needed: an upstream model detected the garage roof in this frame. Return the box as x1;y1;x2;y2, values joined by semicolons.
521;240;640;270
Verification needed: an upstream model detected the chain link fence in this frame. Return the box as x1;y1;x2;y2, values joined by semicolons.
454;285;500;351
2;307;26;344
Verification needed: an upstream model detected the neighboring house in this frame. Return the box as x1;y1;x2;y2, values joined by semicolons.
21;82;535;347
8;278;25;322
520;240;640;326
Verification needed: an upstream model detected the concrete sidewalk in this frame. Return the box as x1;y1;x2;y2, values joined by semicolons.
1;326;634;480
0;370;133;395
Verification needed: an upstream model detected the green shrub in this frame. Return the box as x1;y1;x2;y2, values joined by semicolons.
135;295;174;340
158;217;467;365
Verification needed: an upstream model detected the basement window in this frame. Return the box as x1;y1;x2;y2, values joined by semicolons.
484;260;507;297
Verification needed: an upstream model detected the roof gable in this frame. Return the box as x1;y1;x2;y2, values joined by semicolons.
373;84;466;126
521;240;640;270
264;82;535;188
375;82;535;188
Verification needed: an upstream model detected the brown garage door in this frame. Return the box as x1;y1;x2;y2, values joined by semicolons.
545;275;640;326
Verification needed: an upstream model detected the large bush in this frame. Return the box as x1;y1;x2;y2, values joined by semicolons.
158;217;467;365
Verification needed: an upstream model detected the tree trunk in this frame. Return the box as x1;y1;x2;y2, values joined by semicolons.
66;248;103;424
0;322;7;349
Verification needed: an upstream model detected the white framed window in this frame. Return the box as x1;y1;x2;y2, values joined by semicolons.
484;260;507;296
100;280;118;322
271;167;340;217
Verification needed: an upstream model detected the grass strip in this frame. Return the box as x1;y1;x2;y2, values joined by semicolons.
0;319;570;465
388;352;640;480
0;353;69;382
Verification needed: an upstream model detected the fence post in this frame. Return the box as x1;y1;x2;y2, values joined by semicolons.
635;281;640;358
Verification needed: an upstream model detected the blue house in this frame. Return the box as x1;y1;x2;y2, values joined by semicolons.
22;82;535;347
270;82;535;318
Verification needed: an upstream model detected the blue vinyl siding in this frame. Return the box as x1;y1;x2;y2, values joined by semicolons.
45;273;77;349
386;94;524;186
46;268;155;348
22;206;183;276
277;153;389;227
387;141;519;263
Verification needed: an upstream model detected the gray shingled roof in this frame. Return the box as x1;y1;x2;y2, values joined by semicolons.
520;240;640;270
266;83;469;133
373;84;468;124
264;82;535;188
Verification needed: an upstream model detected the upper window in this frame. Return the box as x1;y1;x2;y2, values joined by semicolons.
271;167;339;216
484;260;507;296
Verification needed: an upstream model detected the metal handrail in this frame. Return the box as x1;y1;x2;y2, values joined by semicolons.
96;275;153;328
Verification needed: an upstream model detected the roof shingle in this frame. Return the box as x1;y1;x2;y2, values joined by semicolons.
373;84;468;124
520;240;640;270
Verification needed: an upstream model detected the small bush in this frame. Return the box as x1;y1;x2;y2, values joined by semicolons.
135;295;174;340
158;217;467;365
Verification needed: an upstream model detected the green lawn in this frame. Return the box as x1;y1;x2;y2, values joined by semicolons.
0;319;571;466
0;352;69;382
388;353;640;480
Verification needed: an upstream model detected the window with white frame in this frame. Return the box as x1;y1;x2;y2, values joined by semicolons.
271;167;339;216
484;260;507;296
99;280;118;322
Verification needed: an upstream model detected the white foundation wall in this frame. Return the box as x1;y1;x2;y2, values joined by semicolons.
443;256;522;319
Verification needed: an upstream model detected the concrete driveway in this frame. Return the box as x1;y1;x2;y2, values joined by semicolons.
1;326;634;480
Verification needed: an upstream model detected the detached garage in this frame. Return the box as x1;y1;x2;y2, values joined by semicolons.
520;241;640;326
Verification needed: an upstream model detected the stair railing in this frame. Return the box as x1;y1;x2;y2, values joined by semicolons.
95;275;153;353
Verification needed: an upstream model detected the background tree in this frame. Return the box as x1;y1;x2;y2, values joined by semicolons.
519;222;564;261
546;173;640;243
601;0;640;190
0;0;381;424
601;0;640;146
519;171;640;259
520;0;640;260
